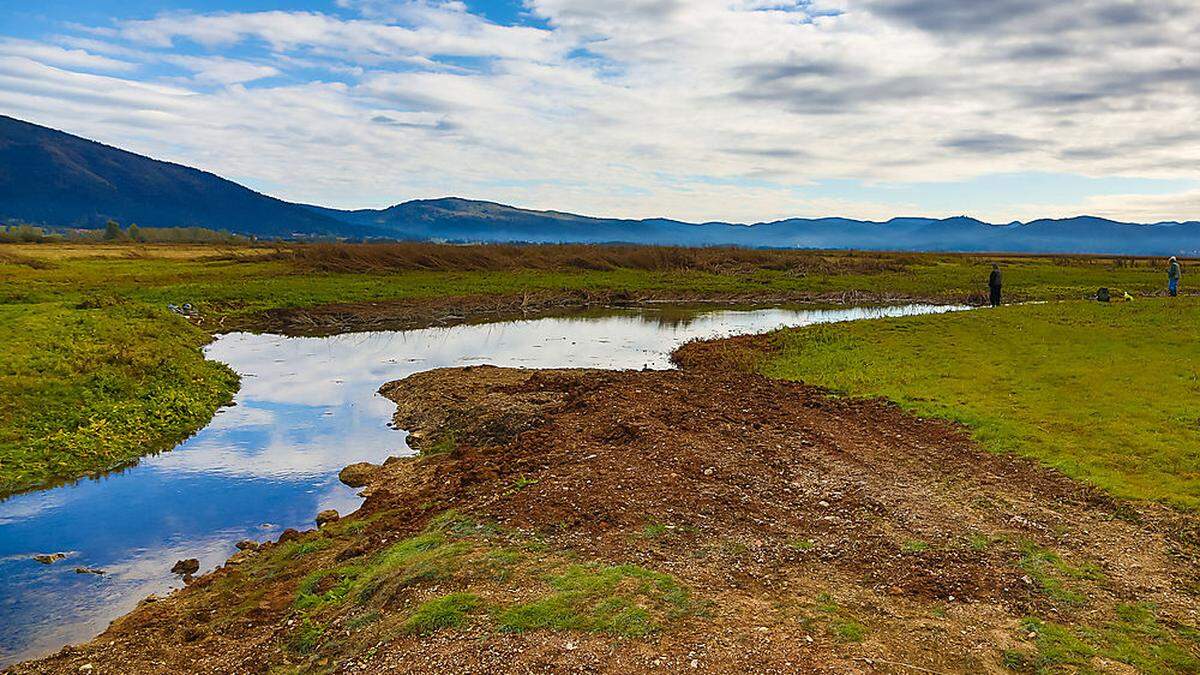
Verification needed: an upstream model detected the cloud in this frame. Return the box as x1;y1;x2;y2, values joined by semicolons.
165;55;280;84
112;9;560;62
0;38;136;72
943;133;1040;155
1007;189;1200;224
2;0;1199;222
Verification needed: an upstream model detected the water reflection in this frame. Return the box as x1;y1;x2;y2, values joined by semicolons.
0;303;966;665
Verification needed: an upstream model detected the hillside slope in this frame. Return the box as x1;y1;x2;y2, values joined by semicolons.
0;116;358;237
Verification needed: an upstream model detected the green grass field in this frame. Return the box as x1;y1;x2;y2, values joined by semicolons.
0;242;1189;498
761;299;1200;509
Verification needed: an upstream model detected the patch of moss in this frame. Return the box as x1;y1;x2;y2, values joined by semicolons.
421;433;457;457
831;618;867;642
641;522;668;539
968;533;992;551
811;592;869;643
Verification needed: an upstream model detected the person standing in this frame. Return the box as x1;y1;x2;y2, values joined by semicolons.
1168;256;1181;297
988;263;1002;307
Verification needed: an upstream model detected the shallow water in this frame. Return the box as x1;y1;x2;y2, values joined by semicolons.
0;303;966;665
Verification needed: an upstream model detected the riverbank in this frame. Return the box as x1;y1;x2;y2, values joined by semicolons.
746;298;1200;510
12;357;1200;672
1;242;1187;497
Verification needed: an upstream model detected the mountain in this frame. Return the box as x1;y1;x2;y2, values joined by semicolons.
0;115;362;238
4;115;1200;255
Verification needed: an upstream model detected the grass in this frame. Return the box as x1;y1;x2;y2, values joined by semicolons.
276;510;695;658
0;299;238;495
1017;542;1103;606
640;521;669;539
810;592;868;643
1009;605;1200;673
495;563;691;636
419;433;458;457
761;298;1200;509
287;620;326;655
402;593;482;634
0;241;1190;497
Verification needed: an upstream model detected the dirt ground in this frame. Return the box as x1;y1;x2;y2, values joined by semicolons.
10;338;1200;674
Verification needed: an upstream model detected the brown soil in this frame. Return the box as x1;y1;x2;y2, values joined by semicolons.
11;343;1200;674
230;288;971;336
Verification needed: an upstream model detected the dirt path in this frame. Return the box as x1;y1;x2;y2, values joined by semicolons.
10;343;1200;673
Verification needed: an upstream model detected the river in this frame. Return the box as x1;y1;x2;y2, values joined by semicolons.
0;303;967;665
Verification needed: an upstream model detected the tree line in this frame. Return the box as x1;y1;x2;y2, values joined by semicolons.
1;220;250;244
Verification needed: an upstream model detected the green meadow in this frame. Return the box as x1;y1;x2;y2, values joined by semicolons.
0;242;1188;498
761;298;1200;509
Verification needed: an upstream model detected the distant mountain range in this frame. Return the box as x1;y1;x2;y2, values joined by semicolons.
3;115;1198;255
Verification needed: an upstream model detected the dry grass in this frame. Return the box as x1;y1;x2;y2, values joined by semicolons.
0;242;278;261
272;242;920;275
0;250;57;269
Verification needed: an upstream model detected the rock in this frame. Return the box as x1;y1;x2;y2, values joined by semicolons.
74;567;105;575
34;553;66;564
277;528;302;543
235;539;259;551
316;509;340;527
338;462;378;488
335;543;368;561
78;664;93;672
171;558;200;575
226;550;255;566
703;467;714;476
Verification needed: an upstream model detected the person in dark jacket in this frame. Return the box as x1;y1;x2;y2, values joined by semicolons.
988;263;1002;307
1168;257;1181;297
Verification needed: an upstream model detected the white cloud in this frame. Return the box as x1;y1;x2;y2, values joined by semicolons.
0;38;136;72
3;0;1200;221
1009;189;1200;224
164;55;280;84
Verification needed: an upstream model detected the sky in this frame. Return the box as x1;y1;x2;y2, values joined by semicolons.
1;0;1198;223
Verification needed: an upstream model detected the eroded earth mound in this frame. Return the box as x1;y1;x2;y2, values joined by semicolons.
12;355;1200;673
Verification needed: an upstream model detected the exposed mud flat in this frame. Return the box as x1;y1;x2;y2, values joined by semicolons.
237;288;976;336
11;347;1200;673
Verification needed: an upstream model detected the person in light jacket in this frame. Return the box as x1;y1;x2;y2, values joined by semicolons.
1168;257;1182;297
988;263;1002;307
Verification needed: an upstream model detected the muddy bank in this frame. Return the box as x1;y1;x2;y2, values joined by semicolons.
12;357;1200;673
227;288;977;336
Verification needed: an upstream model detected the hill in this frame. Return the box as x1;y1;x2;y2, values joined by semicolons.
4;115;1200;254
0;116;361;238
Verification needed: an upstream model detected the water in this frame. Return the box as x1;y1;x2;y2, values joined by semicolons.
0;303;966;665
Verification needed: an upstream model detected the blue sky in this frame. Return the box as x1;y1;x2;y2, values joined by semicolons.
2;0;1198;223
